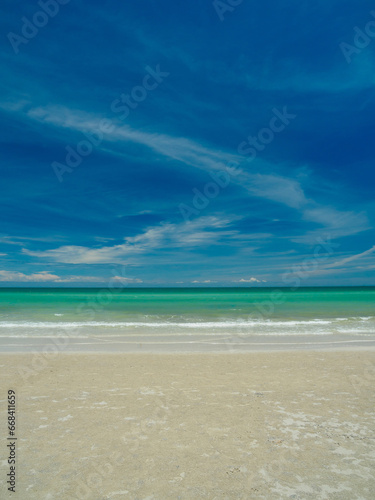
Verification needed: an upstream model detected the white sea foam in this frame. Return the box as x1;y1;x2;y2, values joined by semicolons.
0;315;373;344
0;317;373;329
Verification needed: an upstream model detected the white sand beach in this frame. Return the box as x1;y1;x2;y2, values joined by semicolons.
1;350;375;499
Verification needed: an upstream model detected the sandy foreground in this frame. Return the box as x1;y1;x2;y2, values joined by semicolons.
0;351;375;499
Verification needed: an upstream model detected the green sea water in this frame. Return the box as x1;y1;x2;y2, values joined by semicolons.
0;287;374;339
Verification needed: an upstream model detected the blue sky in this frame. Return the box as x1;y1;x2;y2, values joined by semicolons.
0;0;374;286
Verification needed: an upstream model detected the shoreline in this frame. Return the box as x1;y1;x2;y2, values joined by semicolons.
1;333;375;353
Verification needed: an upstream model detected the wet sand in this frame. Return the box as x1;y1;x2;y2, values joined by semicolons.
1;332;375;353
1;351;375;499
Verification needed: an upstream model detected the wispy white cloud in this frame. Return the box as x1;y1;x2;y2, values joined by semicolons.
319;245;375;271
240;173;307;209
16;103;236;174
295;207;370;243
22;216;239;264
53;276;110;283
111;276;143;283
288;245;375;278
233;277;267;283
7;102;371;242
191;280;215;283
0;235;64;246
0;270;142;283
0;271;60;282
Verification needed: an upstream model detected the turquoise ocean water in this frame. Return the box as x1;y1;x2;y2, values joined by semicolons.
0;287;374;340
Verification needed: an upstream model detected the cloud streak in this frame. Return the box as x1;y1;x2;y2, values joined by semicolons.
8;102;371;242
22;216;239;264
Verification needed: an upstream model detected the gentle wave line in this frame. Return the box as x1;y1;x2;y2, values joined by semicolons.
0;317;374;329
